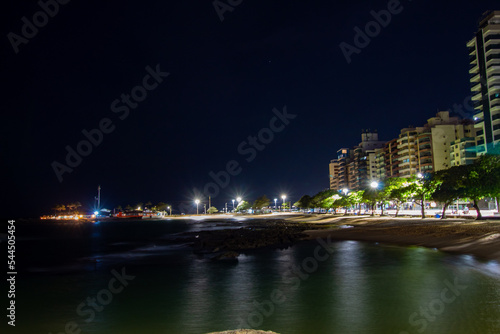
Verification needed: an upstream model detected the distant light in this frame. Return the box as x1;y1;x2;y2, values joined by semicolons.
417;173;423;179
474;117;478;121
370;181;379;188
93;211;98;215
195;199;200;204
281;194;286;200
237;197;242;202
342;188;349;194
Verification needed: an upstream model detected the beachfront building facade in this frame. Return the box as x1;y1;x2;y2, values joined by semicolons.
329;131;384;191
450;135;479;166
329;148;351;191
468;11;500;154
330;111;478;187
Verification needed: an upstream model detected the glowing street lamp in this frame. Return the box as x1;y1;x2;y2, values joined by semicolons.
195;199;200;215
232;199;235;212
370;181;379;216
167;206;171;216
342;188;349;195
274;198;277;211
417;172;425;219
281;195;286;212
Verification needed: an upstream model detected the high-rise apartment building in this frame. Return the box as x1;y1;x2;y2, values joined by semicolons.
338;112;476;187
329;131;384;191
468;11;500;154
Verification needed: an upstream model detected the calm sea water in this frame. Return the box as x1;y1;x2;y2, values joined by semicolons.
10;219;500;334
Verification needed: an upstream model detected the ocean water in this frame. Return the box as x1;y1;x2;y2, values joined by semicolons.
9;219;500;334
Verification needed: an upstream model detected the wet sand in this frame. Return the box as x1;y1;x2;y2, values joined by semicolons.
298;215;500;261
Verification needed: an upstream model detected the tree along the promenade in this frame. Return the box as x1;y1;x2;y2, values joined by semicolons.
253;195;271;213
236;200;251;212
429;167;467;219
207;206;218;214
334;191;364;215
156;202;168;212
294;195;313;211
349;190;365;215
382;178;418;217
460;154;500;219
311;190;336;211
321;194;343;214
397;175;438;219
336;195;352;215
362;186;379;216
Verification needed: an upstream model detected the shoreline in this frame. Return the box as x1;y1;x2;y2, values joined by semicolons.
299;216;500;262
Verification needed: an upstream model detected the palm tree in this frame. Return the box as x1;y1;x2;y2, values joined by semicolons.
54;204;66;215
74;201;82;214
66;203;75;213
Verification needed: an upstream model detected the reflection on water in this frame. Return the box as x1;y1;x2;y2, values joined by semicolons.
13;220;500;334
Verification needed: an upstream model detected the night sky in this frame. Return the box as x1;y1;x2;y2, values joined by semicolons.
2;0;498;217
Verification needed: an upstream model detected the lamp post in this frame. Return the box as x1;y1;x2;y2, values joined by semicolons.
167;206;171;216
236;197;242;212
370;181;379;216
195;199;200;215
232;199;235;212
417;173;425;219
274;198;277;211
281;195;286;212
342;188;349;215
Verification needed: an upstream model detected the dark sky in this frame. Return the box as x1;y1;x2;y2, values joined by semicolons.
1;0;498;217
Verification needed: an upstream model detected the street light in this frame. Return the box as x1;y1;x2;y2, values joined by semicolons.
274;198;277;211
167;206;171;216
342;188;349;195
281;195;286;212
232;199;235;212
370;181;378;216
417;173;425;219
195;199;200;215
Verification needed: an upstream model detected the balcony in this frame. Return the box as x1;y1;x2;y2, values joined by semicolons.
487;65;500;74
471;82;481;92
471;90;482;101
469;63;479;74
470;73;481;82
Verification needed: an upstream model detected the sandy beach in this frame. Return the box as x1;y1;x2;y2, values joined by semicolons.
293;215;500;262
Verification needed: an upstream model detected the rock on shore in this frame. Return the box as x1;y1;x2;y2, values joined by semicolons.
191;221;317;255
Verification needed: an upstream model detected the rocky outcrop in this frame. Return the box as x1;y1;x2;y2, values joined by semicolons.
191;221;317;256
